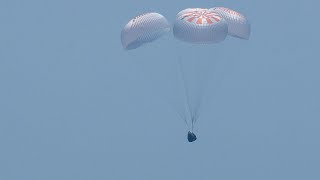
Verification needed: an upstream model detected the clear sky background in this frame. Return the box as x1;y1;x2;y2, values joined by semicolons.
1;0;319;179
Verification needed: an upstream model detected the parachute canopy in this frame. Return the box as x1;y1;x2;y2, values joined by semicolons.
210;7;250;40
121;12;170;50
173;8;228;44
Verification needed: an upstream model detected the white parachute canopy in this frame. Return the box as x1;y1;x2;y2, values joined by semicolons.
121;12;170;50
210;7;251;40
173;8;228;44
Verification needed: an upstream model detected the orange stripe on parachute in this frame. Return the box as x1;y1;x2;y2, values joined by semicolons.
206;18;213;24
196;18;202;24
187;17;196;22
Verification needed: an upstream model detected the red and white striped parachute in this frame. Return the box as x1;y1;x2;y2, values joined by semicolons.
173;8;228;44
121;12;170;50
210;7;251;40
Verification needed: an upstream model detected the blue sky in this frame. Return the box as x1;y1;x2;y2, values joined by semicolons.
1;0;319;179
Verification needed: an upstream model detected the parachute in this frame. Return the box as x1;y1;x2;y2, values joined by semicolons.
120;7;251;142
172;8;230;141
210;7;251;40
121;12;170;50
173;8;228;43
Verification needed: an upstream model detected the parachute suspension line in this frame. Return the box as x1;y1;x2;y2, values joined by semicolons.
177;57;194;127
191;118;194;132
176;108;189;128
191;115;196;132
190;58;217;125
157;88;190;129
192;68;211;124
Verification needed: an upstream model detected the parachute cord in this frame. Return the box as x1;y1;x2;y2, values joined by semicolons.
177;57;194;124
177;109;190;129
191;57;218;124
159;96;190;129
192;116;196;133
175;110;190;130
191;119;194;132
129;55;190;130
193;110;200;124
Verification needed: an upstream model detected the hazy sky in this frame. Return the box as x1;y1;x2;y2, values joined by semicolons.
1;0;319;179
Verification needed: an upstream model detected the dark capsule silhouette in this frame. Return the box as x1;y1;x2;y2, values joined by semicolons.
187;131;197;142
